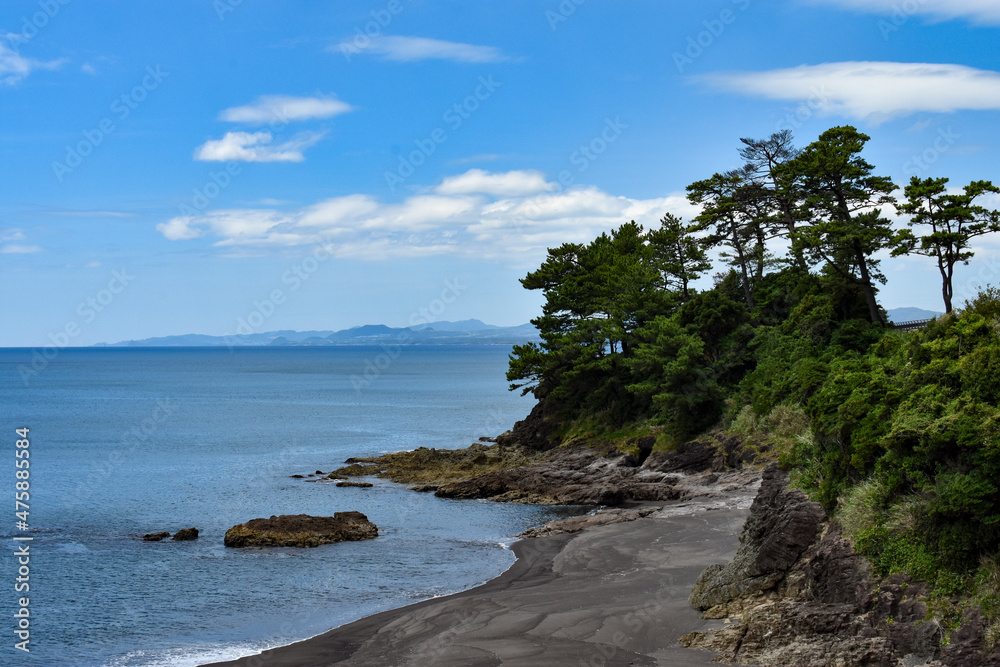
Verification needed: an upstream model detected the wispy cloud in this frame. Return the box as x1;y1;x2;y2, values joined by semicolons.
804;0;1000;25
219;94;353;124
435;169;555;197
697;61;1000;123
1;244;42;254
193;131;326;162
0;40;66;85
0;229;42;255
156;169;697;263
334;35;509;63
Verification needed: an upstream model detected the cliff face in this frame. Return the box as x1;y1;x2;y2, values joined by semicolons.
681;466;1000;667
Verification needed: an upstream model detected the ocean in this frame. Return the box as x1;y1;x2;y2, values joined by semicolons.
0;346;580;666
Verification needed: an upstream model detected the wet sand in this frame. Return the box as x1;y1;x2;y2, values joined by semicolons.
204;503;748;666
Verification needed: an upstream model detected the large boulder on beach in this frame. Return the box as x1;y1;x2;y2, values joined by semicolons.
224;512;378;548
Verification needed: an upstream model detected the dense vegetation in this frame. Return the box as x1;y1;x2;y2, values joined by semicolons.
508;125;1000;607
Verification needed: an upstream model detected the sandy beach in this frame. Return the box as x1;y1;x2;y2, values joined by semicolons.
204;501;749;667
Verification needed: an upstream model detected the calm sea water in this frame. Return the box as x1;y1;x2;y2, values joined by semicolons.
0;347;579;666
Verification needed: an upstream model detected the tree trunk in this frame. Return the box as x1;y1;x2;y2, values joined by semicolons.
780;203;807;270
855;249;884;325
942;261;954;314
733;228;756;310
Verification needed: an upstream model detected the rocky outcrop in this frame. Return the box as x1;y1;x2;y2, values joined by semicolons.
432;435;760;506
142;531;171;542
332;442;541;489
336;481;373;488
224;512;378;548
494;400;561;451
172;527;199;541
689;465;827;608
330;430;762;507
681;466;1000;666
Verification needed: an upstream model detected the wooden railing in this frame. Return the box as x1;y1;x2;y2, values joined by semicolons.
892;318;934;332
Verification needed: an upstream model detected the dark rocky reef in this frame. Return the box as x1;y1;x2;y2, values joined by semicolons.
681;466;1000;666
141;527;200;542
224;512;378;548
142;531;171;542
332;431;761;507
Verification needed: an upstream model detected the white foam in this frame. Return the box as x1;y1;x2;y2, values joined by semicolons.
104;641;275;667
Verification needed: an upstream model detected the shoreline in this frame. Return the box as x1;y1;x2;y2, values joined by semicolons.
202;497;752;666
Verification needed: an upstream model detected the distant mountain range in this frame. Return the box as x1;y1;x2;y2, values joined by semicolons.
886;307;942;323
96;310;941;347
96;320;540;347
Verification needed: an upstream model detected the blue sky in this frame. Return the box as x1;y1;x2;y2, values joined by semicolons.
3;0;1000;346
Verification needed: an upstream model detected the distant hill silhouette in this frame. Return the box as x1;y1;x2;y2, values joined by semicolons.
886;307;942;323
97;321;539;347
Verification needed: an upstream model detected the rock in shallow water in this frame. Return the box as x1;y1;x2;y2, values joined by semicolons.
172;527;199;541
223;512;378;548
141;531;171;542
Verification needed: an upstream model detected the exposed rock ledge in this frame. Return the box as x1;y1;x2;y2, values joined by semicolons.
224;512;378;548
680;466;1000;666
331;431;761;507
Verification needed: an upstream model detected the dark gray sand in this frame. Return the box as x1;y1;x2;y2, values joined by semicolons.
204;504;748;666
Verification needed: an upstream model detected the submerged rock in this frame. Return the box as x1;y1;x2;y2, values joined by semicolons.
224;512;378;548
336;481;373;488
141;531;171;542
172;527;199;541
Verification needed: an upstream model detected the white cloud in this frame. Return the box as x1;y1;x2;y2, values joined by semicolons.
698;61;1000;122
0;41;66;85
156;169;696;264
1;244;41;254
335;35;508;63
81;63;96;75
0;229;26;242
805;0;1000;25
156;217;203;241
193;131;325;162
219;94;353;124
435;169;555;197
